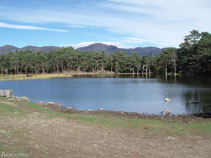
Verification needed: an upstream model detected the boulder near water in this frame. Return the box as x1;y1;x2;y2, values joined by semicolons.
165;98;172;102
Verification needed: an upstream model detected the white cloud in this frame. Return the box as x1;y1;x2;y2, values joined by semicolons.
0;22;68;32
0;0;211;47
122;37;152;44
69;24;85;28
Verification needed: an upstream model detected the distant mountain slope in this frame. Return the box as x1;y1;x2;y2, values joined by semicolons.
0;45;60;54
0;45;19;54
21;46;60;53
78;43;120;53
0;43;163;56
77;43;162;56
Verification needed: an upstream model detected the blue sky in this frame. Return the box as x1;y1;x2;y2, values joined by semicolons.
0;0;211;48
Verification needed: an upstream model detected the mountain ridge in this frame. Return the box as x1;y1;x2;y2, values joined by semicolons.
0;45;60;54
77;43;162;56
0;43;163;56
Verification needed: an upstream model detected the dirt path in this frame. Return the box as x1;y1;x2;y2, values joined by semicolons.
0;100;211;158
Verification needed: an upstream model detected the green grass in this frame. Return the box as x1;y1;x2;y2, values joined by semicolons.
0;103;23;116
24;102;49;112
22;101;72;118
188;122;211;133
70;114;211;134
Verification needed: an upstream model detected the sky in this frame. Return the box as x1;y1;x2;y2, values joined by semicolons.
0;0;211;48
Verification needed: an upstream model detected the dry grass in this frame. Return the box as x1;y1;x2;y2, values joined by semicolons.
0;72;115;81
0;73;73;81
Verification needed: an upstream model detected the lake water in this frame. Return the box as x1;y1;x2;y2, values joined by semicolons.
0;75;211;114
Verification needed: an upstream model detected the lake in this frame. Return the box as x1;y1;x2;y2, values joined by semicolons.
1;75;211;114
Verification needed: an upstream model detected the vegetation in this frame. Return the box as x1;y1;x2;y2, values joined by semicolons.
0;73;73;81
0;98;211;134
0;30;210;76
1;99;211;158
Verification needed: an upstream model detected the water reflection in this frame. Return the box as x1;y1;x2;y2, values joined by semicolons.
156;75;211;113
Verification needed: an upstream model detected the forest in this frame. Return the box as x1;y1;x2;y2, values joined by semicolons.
0;30;211;75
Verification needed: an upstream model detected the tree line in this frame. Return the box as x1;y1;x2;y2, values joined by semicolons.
0;30;210;75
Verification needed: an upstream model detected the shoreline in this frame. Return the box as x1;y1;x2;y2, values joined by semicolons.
0;72;115;81
1;96;210;122
38;101;210;123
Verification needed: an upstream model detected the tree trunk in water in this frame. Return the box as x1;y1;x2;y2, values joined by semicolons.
146;65;148;76
149;65;151;74
174;58;177;76
165;67;168;77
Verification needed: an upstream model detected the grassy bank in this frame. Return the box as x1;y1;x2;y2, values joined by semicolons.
0;98;211;134
0;73;73;81
0;72;115;81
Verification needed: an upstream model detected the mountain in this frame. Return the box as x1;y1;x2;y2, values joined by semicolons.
78;43;120;53
21;46;60;53
0;45;19;54
0;45;60;54
77;43;162;56
0;43;163;56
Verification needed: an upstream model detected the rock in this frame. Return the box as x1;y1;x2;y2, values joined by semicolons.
188;101;200;104
167;136;176;140
99;108;104;111
22;96;29;101
166;110;171;115
48;102;54;104
195;111;211;118
15;96;29;101
93;144;98;147
165;98;172;102
161;110;172;116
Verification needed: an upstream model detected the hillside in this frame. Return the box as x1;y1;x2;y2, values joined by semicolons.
77;43;162;56
0;45;60;54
